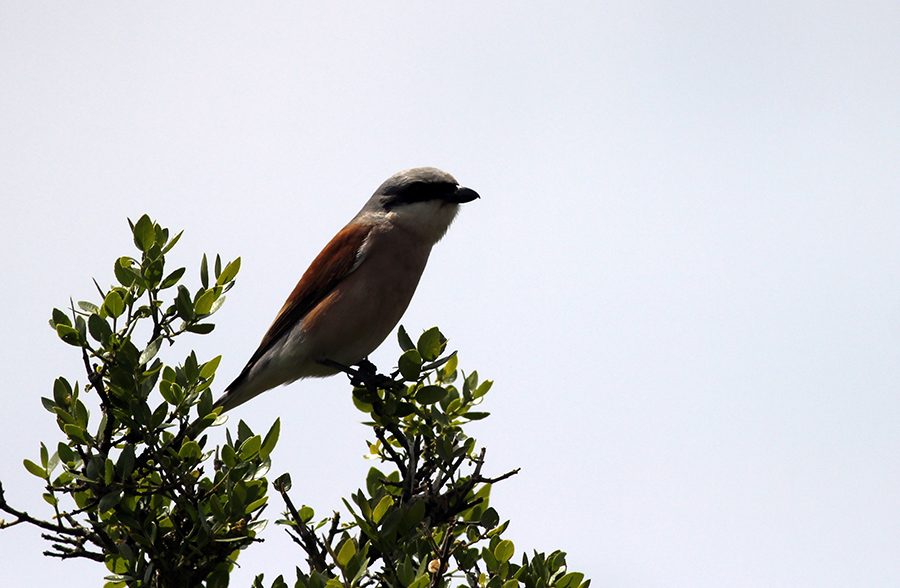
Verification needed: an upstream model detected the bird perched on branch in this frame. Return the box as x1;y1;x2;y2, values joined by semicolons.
212;167;479;414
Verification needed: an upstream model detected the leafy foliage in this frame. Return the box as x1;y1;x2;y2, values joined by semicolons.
0;216;590;588
0;215;270;588
260;326;589;588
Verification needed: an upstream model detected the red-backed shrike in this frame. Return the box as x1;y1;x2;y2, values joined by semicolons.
213;167;478;413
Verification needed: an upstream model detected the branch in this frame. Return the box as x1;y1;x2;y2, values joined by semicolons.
0;482;88;538
321;358;414;460
41;532;105;562
429;522;457;588
81;347;115;454
373;427;406;472
476;468;520;485
278;486;330;573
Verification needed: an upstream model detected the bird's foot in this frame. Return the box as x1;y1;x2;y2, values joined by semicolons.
319;358;396;390
353;358;397;389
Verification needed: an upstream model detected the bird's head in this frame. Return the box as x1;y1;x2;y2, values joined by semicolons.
358;167;479;242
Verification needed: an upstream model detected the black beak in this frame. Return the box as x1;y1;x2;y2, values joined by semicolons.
451;186;480;203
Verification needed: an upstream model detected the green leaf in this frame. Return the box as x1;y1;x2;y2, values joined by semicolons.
480;507;500;529
336;539;356;568
207;569;229;588
161;229;183;254
216;257;241;286
104;458;115;485
397;325;415;351
373;495;393;524
352;391;372;413
474;380;494;399
74;315;87;342
77;300;100;314
194;288;217;315
103;291;125;319
114;257;137;287
150;401;168;429
240;435;262;460
463;411;490;421
197;389;213;418
160;267;185;289
403;499;426;529
175;285;195;320
398;349;422;381
416;326;445;361
139;338;162;366
422;349;458;373
185;323;215;334
463;370;479;397
53;378;72;406
51;308;71;328
116;444;135;479
273;473;292;493
179;440;201;460
200;254;209;289
57;442;74;464
207;294;227;315
246;496;268;514
41;397;56;413
23;459;46;479
184;352;199;383
132;214;155;252
56;324;82;346
199;355;222;379
298;505;314;523
105;554;129;574
556;572;585;588
366;467;386;496
64;424;90;444
88;313;113;345
221;444;237;468
415;385;447;405
260;418;280;460
98;489;123;512
494;539;515;564
143;258;164;288
158;380;179;405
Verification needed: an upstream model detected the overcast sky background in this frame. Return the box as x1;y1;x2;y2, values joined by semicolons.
2;2;899;587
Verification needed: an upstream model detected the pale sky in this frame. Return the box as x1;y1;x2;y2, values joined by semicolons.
2;3;899;587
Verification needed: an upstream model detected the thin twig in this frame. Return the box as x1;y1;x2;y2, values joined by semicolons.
0;482;87;537
373;427;406;471
430;522;457;588
81;347;115;454
278;486;330;573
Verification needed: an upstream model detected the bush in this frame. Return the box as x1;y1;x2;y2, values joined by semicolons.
0;215;589;588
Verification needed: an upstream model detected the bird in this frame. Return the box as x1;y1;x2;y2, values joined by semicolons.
211;167;479;414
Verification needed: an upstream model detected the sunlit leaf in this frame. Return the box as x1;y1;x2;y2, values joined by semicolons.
494;539;515;563
103;291;125;319
260;419;280;460
416;326;445;361
216;257;241;286
132;214;156;252
23;459;46;479
373;495;393;524
336;538;356;567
